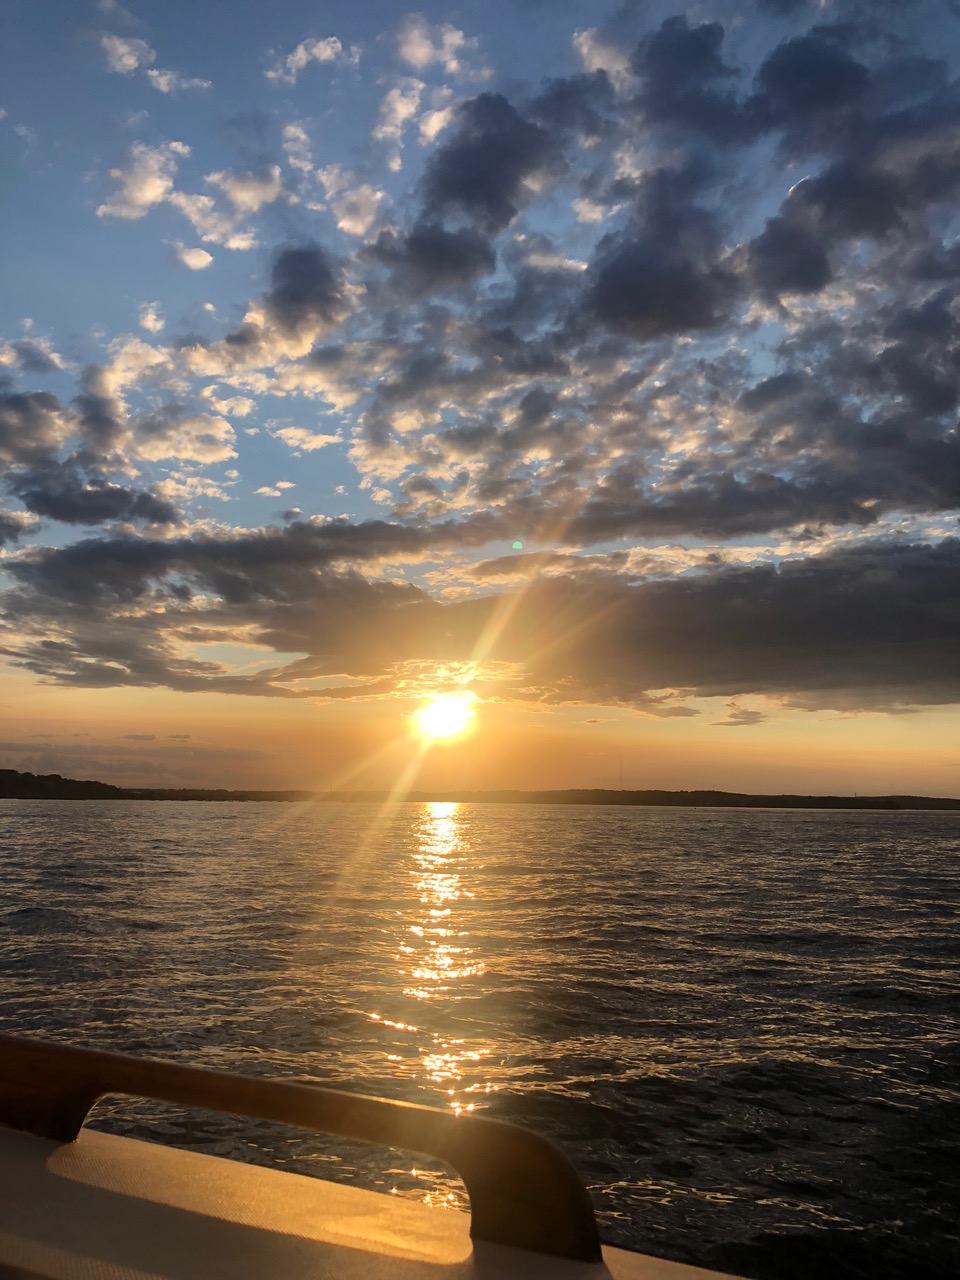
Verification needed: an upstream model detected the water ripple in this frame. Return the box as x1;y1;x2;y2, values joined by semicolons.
1;798;958;1279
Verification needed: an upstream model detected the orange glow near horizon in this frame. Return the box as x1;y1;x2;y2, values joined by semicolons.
2;664;959;799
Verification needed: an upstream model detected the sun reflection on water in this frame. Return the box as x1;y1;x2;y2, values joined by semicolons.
376;800;500;1209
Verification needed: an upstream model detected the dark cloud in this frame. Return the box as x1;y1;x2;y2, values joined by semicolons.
4;526;958;713
529;71;616;142
74;365;128;452
757;0;808;13
365;222;496;297
0;509;33;546
587;239;733;339
714;704;767;727
5;517;502;610
585;167;734;339
10;465;179;526
7;340;60;374
0;391;173;527
0;391;68;467
753;32;870;126
748;214;832;296
746;74;960;298
631;15;748;146
422;93;560;233
264;243;346;332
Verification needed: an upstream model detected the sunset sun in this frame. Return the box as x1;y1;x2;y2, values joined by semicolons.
413;694;477;742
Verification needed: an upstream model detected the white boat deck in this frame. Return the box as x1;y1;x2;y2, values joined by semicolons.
0;1126;740;1280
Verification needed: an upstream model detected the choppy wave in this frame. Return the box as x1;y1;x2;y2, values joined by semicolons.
1;799;958;1278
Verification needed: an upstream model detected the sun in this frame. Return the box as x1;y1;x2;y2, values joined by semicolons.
414;693;477;742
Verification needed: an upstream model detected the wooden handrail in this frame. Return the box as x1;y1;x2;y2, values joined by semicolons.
0;1033;601;1262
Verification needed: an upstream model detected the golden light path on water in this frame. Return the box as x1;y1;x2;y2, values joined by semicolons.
372;801;498;1210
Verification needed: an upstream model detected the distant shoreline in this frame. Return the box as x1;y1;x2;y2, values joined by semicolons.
2;768;959;809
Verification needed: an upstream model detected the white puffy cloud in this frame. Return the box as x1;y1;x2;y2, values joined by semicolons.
205;165;284;214
145;68;211;93
524;252;587;272
97;140;189;220
396;14;475;76
282;123;313;174
138;302;164;333
169;241;213;270
167;191;257;249
272;426;340;452
136;413;237;463
572;197;607;224
418;105;455;143
206;395;254;417
101;338;172;399
373;77;424;164
101;34;156;74
317;166;383;236
265;36;359;86
572;28;632;86
255;480;296;497
98;142;261;248
153;471;232;504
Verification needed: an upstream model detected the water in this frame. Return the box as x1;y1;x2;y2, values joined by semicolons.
1;799;958;1278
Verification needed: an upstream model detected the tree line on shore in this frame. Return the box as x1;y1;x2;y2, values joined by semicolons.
2;768;959;809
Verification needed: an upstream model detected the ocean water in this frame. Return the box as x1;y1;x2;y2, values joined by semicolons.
0;799;958;1279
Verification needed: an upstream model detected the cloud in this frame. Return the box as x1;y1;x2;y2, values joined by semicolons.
4;527;958;712
572;28;632;87
585;166;734;339
271;426;340;452
0;508;37;546
100;32;209;93
99;146;266;248
205;165;284;214
265;36;359;85
138;302;164;334
10;467;178;526
264;243;346;332
754;32;870;129
282;123;313;174
97;140;189;220
170;241;213;270
395;14;476;76
134;411;237;463
0;337;66;374
530;71;616;144
0;390;73;467
316;167;384;236
179;242;349;376
166;190;257;249
144;68;211;94
422;93;561;232
365;222;495;297
418;106;455;143
101;34;156;74
373;77;424;152
630;16;748;146
714;702;767;727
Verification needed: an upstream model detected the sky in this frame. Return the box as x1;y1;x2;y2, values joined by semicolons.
1;0;959;796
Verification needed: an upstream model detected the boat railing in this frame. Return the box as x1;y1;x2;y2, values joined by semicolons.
0;1032;601;1262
